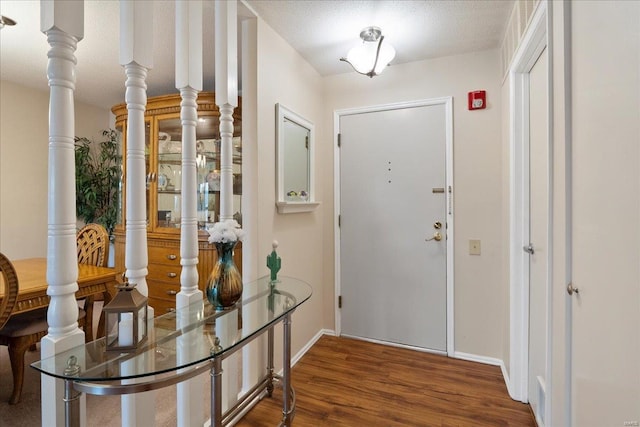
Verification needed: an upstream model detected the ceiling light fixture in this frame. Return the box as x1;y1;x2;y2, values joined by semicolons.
0;15;17;29
340;26;395;78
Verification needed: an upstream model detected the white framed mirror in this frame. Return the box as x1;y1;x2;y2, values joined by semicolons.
276;103;320;213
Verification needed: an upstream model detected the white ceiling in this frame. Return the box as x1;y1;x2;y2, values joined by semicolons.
0;0;513;110
246;0;513;76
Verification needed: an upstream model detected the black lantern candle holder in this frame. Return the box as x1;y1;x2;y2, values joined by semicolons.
103;280;148;353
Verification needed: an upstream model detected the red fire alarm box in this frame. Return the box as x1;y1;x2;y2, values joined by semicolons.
468;90;486;110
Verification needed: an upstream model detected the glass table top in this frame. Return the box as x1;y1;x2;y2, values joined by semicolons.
32;276;312;382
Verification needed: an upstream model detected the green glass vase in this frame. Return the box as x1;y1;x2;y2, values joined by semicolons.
206;241;242;309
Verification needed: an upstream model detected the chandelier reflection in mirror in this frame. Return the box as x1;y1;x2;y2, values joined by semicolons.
340;26;396;78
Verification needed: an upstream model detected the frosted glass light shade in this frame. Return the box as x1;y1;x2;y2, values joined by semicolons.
375;41;395;74
345;38;395;76
341;27;396;77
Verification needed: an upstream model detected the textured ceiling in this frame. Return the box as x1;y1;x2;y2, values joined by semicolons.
0;0;513;109
245;0;513;76
0;0;218;109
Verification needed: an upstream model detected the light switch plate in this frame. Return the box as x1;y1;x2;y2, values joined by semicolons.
469;239;481;255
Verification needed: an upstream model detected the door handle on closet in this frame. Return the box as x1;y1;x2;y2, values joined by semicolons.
567;282;579;296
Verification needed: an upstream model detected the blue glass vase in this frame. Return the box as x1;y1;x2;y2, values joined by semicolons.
206;241;242;309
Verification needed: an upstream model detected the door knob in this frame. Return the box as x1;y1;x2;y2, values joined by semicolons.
567;282;579;296
425;232;442;242
523;244;535;254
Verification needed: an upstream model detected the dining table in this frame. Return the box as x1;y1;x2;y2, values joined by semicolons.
0;258;117;338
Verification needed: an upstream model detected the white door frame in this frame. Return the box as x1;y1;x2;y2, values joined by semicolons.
333;97;454;356
509;0;552;418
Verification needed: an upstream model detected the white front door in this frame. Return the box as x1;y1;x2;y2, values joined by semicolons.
527;46;548;426
338;100;450;352
570;2;640;425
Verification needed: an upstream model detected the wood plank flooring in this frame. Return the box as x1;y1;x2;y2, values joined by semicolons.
237;335;535;426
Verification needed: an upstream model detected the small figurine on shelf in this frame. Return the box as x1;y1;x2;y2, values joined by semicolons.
266;240;281;283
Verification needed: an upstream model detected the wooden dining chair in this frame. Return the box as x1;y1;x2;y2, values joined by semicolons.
0;252;86;405
76;223;110;268
76;223;110;342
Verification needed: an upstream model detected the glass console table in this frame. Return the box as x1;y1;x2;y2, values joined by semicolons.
32;276;312;427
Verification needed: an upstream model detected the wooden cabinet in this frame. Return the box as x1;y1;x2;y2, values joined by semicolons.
112;92;242;313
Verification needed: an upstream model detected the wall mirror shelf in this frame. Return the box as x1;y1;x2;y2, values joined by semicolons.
275;103;320;214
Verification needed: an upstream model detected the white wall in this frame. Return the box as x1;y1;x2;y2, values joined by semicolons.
255;18;326;362
0;80;110;260
324;50;505;359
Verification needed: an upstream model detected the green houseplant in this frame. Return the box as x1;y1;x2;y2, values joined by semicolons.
75;129;122;238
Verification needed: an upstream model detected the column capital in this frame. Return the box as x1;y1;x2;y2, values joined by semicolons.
40;0;84;40
214;0;238;107
120;0;154;68
176;0;203;90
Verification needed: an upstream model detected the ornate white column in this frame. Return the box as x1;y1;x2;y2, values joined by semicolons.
121;1;151;301
214;0;240;411
176;0;203;307
175;1;205;425
39;2;86;425
119;1;155;425
215;0;238;221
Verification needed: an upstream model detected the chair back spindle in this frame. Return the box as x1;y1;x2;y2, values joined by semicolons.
76;223;110;268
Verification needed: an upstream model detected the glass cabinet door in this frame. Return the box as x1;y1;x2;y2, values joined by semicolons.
115;124;124;229
197;128;242;227
196;136;220;226
144;120;151;227
156;115;242;231
156;116;183;230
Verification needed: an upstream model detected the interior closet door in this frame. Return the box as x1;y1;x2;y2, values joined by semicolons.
339;103;447;351
570;2;640;425
527;46;548;425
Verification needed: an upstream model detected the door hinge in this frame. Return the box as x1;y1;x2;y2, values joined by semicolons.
338;214;341;227
305;135;309;149
337;133;341;147
338;295;342;308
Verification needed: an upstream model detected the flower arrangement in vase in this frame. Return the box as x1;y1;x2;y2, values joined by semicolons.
205;220;244;309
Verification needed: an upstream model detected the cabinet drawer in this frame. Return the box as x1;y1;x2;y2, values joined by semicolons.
148;280;180;300
148;263;181;283
148;246;181;266
149;297;176;315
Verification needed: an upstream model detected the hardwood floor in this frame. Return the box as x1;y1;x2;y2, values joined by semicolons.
237;335;535;426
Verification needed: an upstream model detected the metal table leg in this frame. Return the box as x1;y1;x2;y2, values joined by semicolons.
210;357;223;427
64;379;81;427
282;313;293;426
63;355;82;427
267;326;275;397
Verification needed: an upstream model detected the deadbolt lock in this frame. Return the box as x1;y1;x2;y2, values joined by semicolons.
434;221;442;230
